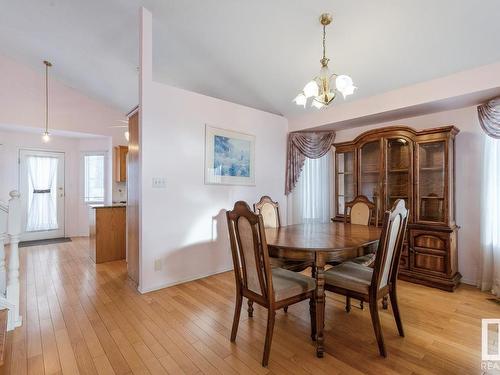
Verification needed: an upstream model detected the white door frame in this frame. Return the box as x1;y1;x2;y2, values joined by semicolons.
19;149;66;241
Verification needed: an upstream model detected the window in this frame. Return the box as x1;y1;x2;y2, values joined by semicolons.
83;153;105;203
290;152;331;224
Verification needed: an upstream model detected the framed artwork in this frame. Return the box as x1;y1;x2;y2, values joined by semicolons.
205;125;255;186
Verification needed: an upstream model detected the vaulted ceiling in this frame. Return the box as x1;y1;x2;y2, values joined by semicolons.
1;0;500;117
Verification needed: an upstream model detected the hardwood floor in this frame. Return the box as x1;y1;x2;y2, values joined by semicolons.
0;236;496;374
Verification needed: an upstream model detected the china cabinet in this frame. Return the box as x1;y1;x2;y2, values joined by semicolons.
333;126;460;291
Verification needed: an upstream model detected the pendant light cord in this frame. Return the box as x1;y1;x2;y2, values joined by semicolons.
45;62;49;134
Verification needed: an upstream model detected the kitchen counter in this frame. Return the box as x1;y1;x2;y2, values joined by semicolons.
89;204;126;263
89;202;126;209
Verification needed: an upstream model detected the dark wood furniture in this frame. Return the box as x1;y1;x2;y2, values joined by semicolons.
114;145;128;182
89;205;126;263
226;202;316;367
265;221;381;358
325;200;408;357
254;196;312;273
333;126;460;291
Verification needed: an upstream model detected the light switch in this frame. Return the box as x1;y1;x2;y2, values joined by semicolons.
152;177;166;188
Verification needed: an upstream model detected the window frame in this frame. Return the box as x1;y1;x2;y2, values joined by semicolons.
81;151;108;204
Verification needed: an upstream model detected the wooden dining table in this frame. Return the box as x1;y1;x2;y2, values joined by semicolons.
265;221;381;357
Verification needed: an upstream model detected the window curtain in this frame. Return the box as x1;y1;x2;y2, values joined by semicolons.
477;97;500;296
285;131;336;195
26;156;58;232
289;152;331;224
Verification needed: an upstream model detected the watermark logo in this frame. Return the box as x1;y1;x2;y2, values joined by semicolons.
482;319;500;361
481;319;500;373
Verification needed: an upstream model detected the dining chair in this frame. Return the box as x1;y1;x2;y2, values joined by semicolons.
324;199;408;357
227;201;316;367
344;195;378;267
254;195;312;273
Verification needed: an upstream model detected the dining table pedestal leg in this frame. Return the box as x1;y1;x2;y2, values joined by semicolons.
315;252;326;358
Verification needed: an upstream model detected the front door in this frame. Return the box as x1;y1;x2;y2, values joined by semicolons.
19;149;65;241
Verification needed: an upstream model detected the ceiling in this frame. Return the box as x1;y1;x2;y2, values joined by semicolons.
1;0;500;117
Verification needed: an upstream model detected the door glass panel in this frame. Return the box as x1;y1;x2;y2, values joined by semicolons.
360;141;380;219
387;138;411;211
418;141;445;222
26;156;59;231
336;152;354;215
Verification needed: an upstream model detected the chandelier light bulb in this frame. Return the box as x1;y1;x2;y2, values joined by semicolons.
124;131;130;142
293;93;307;107
303;80;319;98
336;75;356;98
311;100;324;109
42;131;51;143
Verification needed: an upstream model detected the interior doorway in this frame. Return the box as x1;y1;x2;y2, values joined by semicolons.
19;149;65;241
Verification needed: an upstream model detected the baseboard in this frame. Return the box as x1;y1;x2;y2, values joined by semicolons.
460;277;475;286
138;266;233;294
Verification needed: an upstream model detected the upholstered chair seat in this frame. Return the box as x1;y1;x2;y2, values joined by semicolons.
324;262;372;294
349;253;376;267
272;268;316;301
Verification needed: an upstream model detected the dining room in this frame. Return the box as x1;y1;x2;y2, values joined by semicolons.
1;1;500;374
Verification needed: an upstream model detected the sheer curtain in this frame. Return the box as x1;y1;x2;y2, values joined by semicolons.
478;134;500;295
26;156;59;232
289;151;331;224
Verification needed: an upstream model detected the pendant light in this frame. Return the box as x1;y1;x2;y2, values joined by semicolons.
294;13;356;109
42;60;52;142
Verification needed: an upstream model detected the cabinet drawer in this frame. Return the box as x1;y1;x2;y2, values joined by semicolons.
413;251;446;274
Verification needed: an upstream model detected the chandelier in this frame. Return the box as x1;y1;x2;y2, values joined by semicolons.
294;13;356;109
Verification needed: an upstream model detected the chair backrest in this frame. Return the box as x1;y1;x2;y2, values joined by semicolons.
344;195;376;226
227;201;273;302
254;196;280;228
371;199;408;293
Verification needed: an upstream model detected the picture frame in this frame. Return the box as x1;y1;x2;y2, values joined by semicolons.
205;125;255;186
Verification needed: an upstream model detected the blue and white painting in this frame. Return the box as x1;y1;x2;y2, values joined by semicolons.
213;135;251;177
205;125;255;185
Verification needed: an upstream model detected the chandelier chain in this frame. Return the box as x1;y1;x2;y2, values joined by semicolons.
322;25;326;61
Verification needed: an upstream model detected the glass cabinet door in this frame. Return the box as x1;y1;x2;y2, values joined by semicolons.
336;151;355;216
417;141;446;223
359;141;381;221
386;138;412;215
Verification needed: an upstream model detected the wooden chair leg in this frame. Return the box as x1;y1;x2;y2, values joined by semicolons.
283;306;288;313
309;297;316;341
231;294;243;341
369;298;386;357
247;299;254;317
262;309;276;367
345;296;351;313
359;300;364;310
382;295;388;310
389;289;405;337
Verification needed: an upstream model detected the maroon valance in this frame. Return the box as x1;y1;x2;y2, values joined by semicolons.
285;131;336;195
478;97;500;139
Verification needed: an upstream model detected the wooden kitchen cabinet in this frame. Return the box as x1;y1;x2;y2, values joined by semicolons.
114;145;128;182
89;205;126;263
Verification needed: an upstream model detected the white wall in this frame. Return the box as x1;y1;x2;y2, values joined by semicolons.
139;8;288;292
332;106;482;285
139;82;288;292
0;129;112;237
